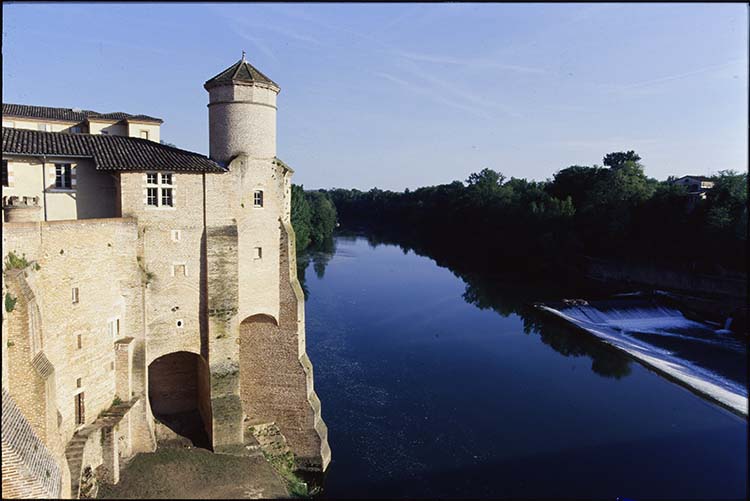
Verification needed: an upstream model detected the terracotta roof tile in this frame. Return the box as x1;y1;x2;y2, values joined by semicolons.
2;103;163;123
2;127;224;173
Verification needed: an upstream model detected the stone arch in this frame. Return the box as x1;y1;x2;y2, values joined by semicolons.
147;351;212;449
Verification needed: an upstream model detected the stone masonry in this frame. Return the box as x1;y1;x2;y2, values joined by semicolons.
1;56;329;498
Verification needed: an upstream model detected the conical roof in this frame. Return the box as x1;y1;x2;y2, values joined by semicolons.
204;57;279;90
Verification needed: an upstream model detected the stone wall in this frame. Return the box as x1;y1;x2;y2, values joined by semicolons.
2;217;153;497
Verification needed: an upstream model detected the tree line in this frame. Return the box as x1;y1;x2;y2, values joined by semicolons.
291;184;337;252
316;151;746;277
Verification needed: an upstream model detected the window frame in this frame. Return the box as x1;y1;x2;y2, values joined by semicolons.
253;190;264;208
145;171;175;208
55;163;73;189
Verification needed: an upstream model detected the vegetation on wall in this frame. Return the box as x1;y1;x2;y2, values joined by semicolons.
323;152;747;277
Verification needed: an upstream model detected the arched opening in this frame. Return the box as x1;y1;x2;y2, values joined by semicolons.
148;351;212;449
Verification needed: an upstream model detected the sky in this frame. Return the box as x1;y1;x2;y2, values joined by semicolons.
2;3;748;190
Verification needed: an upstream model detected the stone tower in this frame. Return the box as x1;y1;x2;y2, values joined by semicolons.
202;56;330;471
205;52;279;163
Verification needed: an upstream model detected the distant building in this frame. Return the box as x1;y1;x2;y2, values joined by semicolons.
2;103;163;142
671;175;715;199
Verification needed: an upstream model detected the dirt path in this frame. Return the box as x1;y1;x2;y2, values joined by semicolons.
97;446;290;499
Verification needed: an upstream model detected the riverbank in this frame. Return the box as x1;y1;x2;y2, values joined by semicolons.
97;445;289;499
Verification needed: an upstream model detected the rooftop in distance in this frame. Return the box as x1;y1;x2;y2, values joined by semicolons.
2;103;163;124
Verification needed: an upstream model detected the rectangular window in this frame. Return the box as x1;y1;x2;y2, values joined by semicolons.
140;130;149;140
161;188;173;207
108;318;120;339
147;188;158;206
70;126;82;134
2;160;8;187
76;378;82;388
171;230;181;242
55;164;72;189
144;172;174;208
173;263;186;277
75;393;85;425
253;247;262;259
77;334;82;349
253;190;264;207
72;287;79;304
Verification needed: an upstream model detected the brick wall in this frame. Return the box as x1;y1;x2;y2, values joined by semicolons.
1;388;62;498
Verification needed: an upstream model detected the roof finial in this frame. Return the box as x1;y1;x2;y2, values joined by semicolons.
241;50;246;62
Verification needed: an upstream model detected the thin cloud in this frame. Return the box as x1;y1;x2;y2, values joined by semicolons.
608;58;745;94
373;70;493;120
397;50;546;75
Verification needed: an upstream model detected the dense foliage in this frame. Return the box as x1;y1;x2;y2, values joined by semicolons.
291;184;338;252
323;152;747;276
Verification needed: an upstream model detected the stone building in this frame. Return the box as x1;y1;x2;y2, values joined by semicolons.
1;56;330;499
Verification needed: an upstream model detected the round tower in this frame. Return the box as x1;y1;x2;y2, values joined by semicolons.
204;54;280;164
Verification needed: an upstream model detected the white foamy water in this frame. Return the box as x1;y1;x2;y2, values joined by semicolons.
539;303;748;416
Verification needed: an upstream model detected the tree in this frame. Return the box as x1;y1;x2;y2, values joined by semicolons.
291;184;312;250
603;150;641;170
307;191;338;246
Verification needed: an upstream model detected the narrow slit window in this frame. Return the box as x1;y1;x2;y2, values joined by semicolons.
108;318;120;339
72;287;79;304
253;247;262;259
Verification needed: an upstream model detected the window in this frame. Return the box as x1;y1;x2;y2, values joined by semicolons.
76;334;83;349
2;160;8;187
145;172;174;208
253;247;262;259
101;130;109;135
172;263;186;277
72;287;79;304
176;319;184;329
161;188;173;207
108;318;120;339
38;124;52;132
76;378;82;388
75;393;85;426
171;230;182;242
253;190;264;207
55;164;72;189
140;130;149;140
70;126;82;134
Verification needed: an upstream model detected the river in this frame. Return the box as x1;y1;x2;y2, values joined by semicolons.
302;236;747;499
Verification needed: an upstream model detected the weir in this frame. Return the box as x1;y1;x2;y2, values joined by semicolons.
539;295;748;416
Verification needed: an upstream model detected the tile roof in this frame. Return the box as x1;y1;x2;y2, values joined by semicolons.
2;127;224;173
204;58;279;90
2;103;163;123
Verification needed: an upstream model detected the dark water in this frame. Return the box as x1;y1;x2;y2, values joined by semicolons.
303;236;748;500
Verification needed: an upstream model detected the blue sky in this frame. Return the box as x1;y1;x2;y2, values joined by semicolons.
3;3;747;190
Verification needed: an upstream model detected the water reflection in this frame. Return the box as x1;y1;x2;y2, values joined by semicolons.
301;232;633;379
